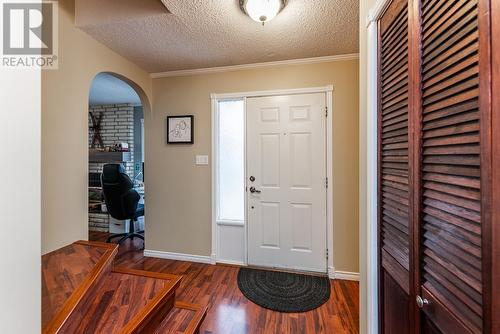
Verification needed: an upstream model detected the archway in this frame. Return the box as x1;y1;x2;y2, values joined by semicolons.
86;72;150;248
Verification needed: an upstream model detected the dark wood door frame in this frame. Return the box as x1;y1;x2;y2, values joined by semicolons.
478;0;492;330
482;0;499;332
491;0;500;332
407;0;421;332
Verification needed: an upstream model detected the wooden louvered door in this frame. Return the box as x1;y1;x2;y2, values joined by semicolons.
417;0;489;332
378;0;497;332
378;0;412;332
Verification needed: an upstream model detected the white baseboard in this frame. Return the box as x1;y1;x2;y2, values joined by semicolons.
328;266;360;281
216;259;246;266
334;270;360;281
328;266;336;279
143;252;359;281
144;249;216;265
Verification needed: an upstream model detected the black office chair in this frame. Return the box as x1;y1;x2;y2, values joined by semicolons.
101;164;144;245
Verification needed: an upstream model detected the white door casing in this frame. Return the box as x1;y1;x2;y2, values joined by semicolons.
246;93;327;273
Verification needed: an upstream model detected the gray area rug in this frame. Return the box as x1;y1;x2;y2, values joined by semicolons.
237;267;330;313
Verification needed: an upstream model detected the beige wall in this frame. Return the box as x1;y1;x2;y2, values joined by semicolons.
41;0;360;276
359;0;378;333
148;60;360;273
41;0;152;254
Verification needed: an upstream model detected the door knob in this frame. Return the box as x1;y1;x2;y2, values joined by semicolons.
249;186;261;194
416;296;429;308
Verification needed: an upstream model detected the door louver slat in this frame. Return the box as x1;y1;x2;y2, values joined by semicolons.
420;0;482;332
379;0;410;294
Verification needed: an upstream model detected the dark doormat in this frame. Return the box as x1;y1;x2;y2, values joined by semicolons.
237;267;330;313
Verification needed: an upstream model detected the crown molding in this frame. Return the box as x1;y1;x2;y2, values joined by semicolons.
366;0;392;26
158;0;171;13
151;53;359;78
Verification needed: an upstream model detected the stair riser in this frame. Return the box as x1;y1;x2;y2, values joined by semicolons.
130;291;176;333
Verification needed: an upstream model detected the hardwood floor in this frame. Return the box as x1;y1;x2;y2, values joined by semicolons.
89;232;359;334
62;271;175;333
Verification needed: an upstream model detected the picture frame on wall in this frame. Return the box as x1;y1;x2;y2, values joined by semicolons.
167;115;194;144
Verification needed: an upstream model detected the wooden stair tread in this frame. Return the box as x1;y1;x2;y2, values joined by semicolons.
152;302;208;334
42;241;117;333
42;241;208;333
61;267;181;334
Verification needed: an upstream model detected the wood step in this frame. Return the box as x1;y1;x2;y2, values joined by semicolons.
152;302;208;334
59;267;182;334
42;241;118;334
43;241;207;333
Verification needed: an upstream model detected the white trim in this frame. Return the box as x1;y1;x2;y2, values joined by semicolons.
216;259;246;266
140;118;145;163
365;0;387;332
211;98;218;265
328;266;360;281
335;270;360;282
366;0;392;26
216;220;245;227
243;97;248;266
326;89;334;280
151;54;359;78
211;85;334;100
211;86;334;276
328;266;336;279
144;249;216;265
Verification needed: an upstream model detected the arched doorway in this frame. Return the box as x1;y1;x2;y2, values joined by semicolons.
87;72;149;249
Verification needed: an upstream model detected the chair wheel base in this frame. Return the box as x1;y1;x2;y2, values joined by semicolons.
107;231;144;245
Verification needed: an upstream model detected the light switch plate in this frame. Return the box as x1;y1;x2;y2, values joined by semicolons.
195;155;209;165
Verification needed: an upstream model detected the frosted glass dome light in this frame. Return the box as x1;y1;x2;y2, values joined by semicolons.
240;0;287;25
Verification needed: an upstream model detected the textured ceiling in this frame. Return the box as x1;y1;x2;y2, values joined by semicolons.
89;73;141;106
77;0;359;73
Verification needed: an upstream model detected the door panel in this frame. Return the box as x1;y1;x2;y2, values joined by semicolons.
261;202;280;248
261;134;280;187
419;0;482;332
247;93;327;272
378;0;411;332
384;271;410;334
291;203;313;251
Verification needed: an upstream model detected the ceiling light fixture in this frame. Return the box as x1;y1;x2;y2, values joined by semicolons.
240;0;287;25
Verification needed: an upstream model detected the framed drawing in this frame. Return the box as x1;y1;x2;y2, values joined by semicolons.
167;115;194;144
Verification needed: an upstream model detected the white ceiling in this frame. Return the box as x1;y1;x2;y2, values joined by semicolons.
76;0;359;73
89;73;141;106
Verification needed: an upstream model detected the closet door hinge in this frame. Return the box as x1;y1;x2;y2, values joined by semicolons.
326;249;329;260
325;177;329;189
325;107;328;117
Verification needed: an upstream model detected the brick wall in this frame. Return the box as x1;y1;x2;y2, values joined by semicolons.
88;104;135;177
88;212;110;233
88;103;136;232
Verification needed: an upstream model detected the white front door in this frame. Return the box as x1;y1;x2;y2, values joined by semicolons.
247;93;327;273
